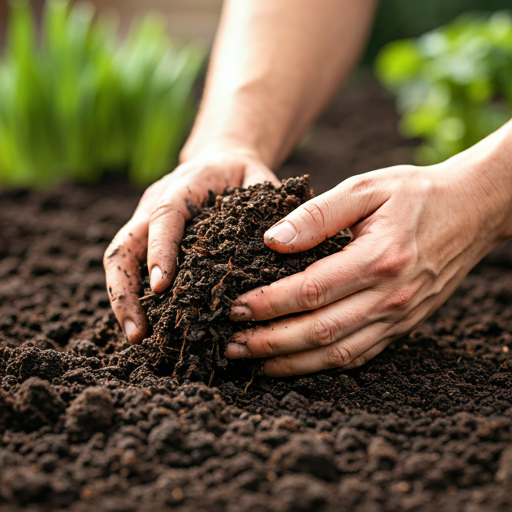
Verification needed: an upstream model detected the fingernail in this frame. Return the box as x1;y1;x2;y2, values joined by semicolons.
124;319;137;342
150;265;163;290
230;305;252;321
225;343;250;359
265;221;297;245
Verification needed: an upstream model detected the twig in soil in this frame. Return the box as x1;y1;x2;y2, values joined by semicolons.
208;370;215;387
179;326;189;362
210;258;233;311
139;293;156;302
244;367;256;394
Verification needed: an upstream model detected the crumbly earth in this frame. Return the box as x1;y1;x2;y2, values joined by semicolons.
1;81;512;512
142;176;351;383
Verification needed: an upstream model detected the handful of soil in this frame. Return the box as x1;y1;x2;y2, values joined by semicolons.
141;176;351;382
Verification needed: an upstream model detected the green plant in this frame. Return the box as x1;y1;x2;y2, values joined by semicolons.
0;0;205;188
375;11;512;164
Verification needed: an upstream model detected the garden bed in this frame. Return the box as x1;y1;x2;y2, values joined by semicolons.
1;78;512;512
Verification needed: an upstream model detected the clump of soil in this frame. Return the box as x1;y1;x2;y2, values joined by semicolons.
142;176;351;382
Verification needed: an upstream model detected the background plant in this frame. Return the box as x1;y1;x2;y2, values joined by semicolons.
366;0;512;61
0;0;205;188
375;11;512;164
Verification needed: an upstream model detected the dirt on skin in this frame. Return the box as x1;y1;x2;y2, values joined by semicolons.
142;176;351;384
1;79;512;512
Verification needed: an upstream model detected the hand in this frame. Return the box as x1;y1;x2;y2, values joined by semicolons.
104;147;279;344
225;162;511;377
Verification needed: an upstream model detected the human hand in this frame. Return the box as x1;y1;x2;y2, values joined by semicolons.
104;147;279;344
225;162;512;376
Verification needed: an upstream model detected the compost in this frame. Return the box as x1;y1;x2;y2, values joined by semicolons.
142;176;351;383
1;80;512;512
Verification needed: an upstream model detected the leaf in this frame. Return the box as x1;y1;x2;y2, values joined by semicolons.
0;0;206;189
375;10;512;165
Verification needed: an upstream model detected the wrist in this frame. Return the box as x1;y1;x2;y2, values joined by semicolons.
445;121;512;242
180;135;264;166
180;84;285;168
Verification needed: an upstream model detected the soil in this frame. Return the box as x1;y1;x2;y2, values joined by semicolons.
1;78;512;512
142;176;351;383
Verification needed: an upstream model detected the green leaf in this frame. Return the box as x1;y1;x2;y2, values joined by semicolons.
0;0;205;189
375;40;424;87
375;10;512;165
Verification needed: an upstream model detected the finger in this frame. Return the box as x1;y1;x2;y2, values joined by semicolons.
340;308;431;371
104;217;149;344
264;172;391;254
340;338;392;370
146;186;187;293
263;322;392;377
225;289;380;359
146;171;231;293
230;233;405;321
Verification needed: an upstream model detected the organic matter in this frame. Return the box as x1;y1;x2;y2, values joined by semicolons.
141;176;351;383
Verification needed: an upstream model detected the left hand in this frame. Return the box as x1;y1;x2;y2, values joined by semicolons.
224;162;511;377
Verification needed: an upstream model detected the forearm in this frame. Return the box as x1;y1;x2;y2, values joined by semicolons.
181;0;377;168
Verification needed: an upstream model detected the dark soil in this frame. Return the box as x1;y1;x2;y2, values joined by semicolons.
1;79;512;512
142;176;350;383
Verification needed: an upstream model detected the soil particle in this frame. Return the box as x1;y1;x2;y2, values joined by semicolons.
269;433;338;481
147;418;183;450
13;377;65;431
65;387;115;441
496;447;512;483
271;474;331;512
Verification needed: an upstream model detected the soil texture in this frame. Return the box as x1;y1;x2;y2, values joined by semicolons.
142;176;350;383
1;79;512;512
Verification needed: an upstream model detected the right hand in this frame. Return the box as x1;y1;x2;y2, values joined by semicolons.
104;147;279;344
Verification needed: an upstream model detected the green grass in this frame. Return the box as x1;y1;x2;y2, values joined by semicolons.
0;0;205;188
375;11;512;164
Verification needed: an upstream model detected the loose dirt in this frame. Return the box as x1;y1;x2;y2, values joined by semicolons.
1;79;512;512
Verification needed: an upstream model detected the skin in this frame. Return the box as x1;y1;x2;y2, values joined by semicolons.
105;0;377;343
225;128;512;376
105;0;512;376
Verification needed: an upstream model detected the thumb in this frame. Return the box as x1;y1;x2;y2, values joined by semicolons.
264;174;389;253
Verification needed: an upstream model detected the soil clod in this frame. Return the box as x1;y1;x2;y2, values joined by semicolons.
142;176;351;382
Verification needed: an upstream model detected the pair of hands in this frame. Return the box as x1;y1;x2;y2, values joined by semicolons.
104;148;502;377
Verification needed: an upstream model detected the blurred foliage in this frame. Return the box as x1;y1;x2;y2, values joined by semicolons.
375;11;512;164
365;0;512;61
0;0;205;188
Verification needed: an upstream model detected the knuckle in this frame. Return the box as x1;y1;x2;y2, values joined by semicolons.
345;175;376;196
103;242;121;268
140;179;162;201
311;317;338;347
384;286;415;311
300;198;330;228
299;275;327;310
261;287;282;318
325;344;353;369
275;356;295;377
150;199;179;223
370;250;411;278
259;336;278;357
345;353;369;370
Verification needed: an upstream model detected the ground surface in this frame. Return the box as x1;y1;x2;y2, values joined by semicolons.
1;79;512;512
